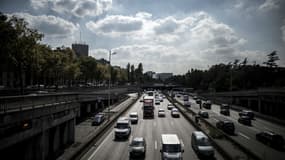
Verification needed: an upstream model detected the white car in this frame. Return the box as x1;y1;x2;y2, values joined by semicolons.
158;108;166;117
129;112;138;124
167;103;174;110
171;108;180;117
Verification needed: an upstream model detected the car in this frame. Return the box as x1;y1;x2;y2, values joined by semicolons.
238;116;251;126
193;96;198;100
184;101;191;107
239;110;254;119
167;103;174;110
192;131;215;158
216;120;235;135
92;114;105;126
220;109;230;116
129;112;138;124
160;96;164;102
160;134;184;160
256;131;284;149
198;111;209;118
114;118;131;139
155;98;161;105
158;108;166;117
176;94;181;98
171;108;180;117
196;99;202;105
129;137;146;157
203;100;211;109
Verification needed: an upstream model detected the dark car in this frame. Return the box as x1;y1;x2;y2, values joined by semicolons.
129;137;146;157
220;109;230;116
256;131;284;149
238;116;251;126
216;120;235;135
92;114;105;126
239;110;254;119
198;111;209;118
202;100;212;109
196;99;202;105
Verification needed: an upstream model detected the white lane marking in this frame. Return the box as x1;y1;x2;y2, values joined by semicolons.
129;135;133;143
264;127;271;131
213;118;219;122
155;140;157;150
153;122;156;127
238;132;250;140
88;130;113;160
180;139;184;147
249;126;260;132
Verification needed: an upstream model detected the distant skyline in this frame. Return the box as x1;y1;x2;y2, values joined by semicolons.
1;0;285;74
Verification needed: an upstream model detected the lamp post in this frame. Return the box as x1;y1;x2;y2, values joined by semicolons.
108;50;116;121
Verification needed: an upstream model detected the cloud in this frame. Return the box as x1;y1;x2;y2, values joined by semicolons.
87;11;262;73
281;20;285;44
258;0;280;11
86;14;144;36
12;12;79;38
30;0;112;17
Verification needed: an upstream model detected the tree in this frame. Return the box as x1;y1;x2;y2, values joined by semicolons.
263;51;279;68
126;63;130;82
130;64;135;83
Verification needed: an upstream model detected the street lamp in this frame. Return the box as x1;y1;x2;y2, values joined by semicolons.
108;50;116;121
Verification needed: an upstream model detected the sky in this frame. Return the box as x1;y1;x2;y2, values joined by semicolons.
1;0;285;74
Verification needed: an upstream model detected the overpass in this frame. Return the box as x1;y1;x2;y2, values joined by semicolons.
0;87;135;160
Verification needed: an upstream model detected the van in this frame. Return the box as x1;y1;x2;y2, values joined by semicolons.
191;131;215;157
92;114;105;126
114;118;131;139
160;134;184;160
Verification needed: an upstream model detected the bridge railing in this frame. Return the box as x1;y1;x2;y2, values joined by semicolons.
0;93;78;113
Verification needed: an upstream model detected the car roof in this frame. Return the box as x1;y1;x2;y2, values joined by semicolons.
159;108;165;111
161;134;180;144
193;131;208;139
129;112;138;115
133;137;144;142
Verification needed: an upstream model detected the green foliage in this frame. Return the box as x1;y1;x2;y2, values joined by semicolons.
170;52;284;91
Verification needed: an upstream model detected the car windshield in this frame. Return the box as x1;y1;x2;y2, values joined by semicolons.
129;114;137;118
116;123;128;129
131;140;144;147
197;137;211;146
163;144;181;153
94;116;101;121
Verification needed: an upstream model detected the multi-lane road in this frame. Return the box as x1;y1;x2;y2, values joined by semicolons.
81;95;225;160
175;95;285;160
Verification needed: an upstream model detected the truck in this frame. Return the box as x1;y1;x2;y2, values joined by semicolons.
143;96;154;118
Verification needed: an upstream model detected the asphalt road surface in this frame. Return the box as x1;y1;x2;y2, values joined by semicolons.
81;95;225;160
175;95;285;160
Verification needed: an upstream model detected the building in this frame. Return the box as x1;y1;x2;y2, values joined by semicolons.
156;73;173;81
72;43;89;57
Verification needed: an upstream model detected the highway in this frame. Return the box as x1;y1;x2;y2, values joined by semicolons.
175;95;285;160
81;95;225;160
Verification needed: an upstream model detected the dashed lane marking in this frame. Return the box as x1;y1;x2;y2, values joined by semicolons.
238;132;250;140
